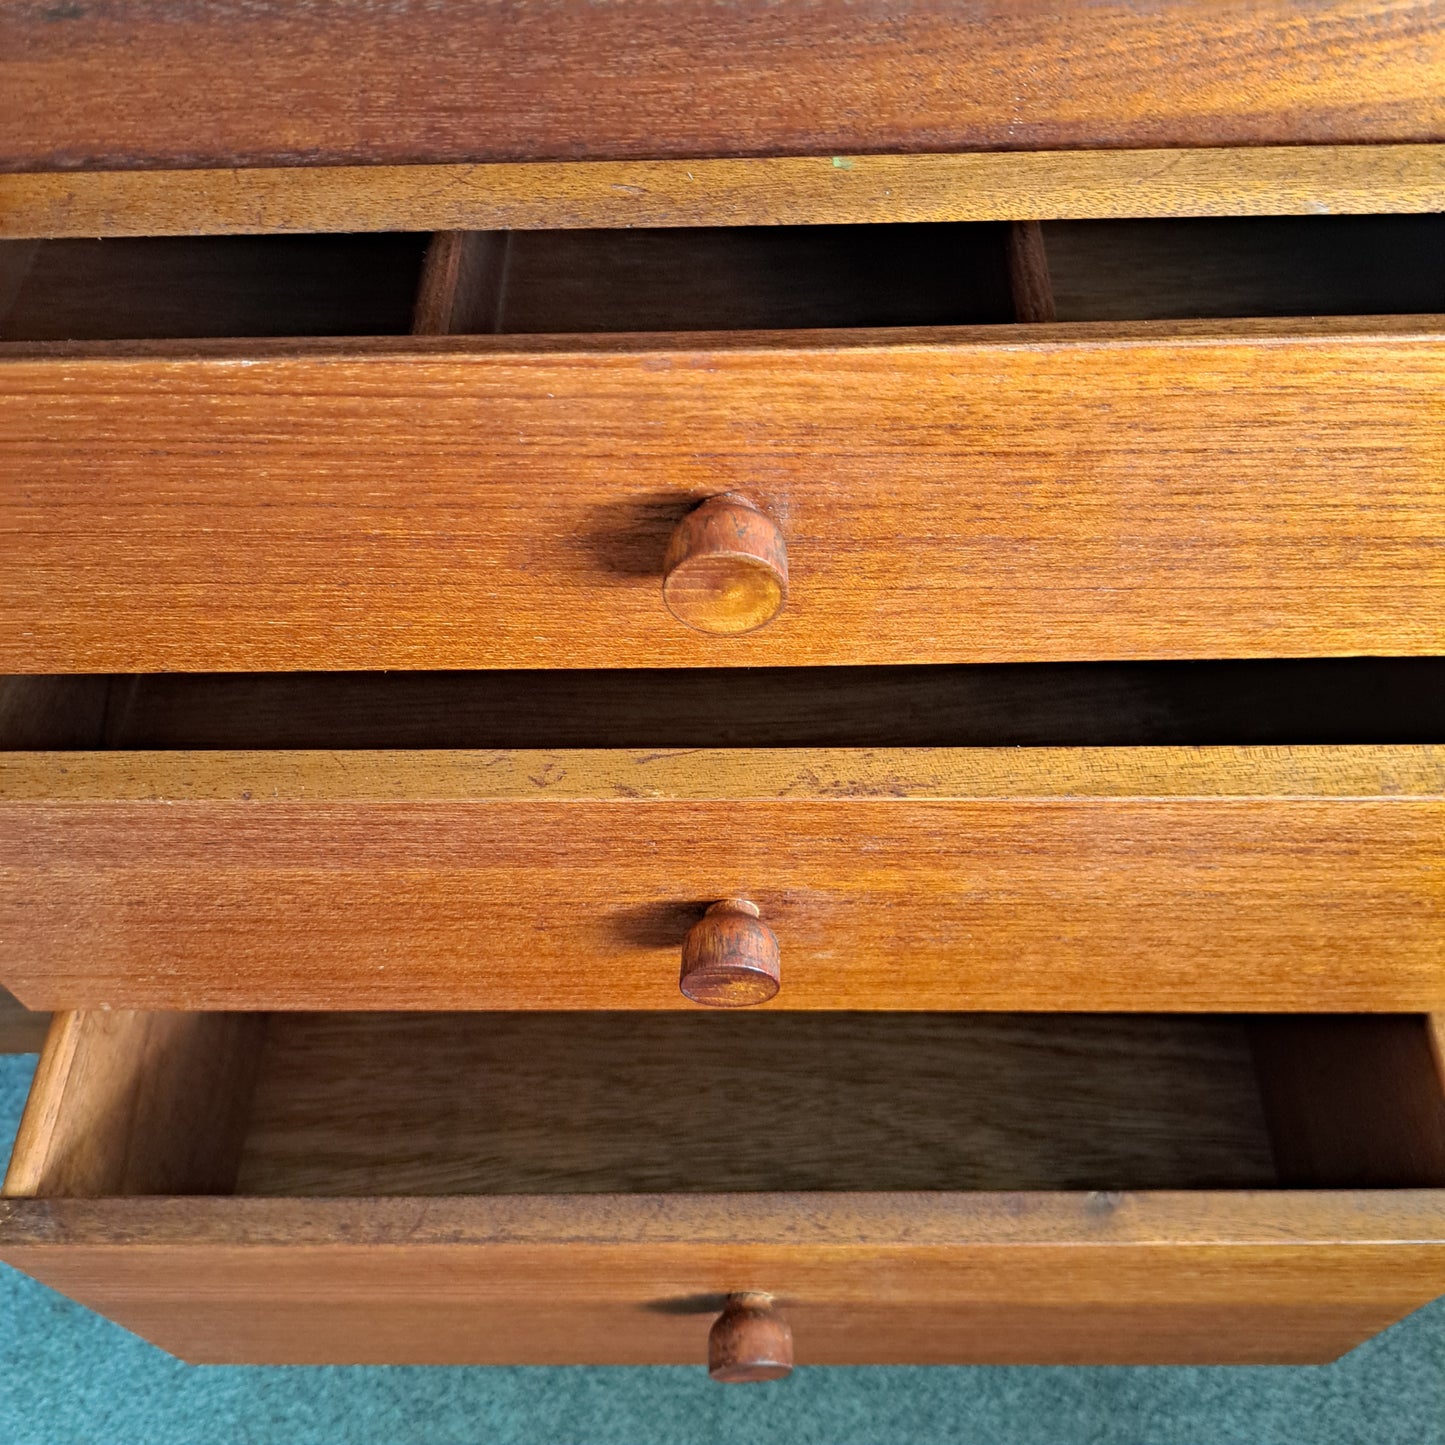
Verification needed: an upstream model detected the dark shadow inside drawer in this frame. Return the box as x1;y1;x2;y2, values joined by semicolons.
0;224;1013;339
0;233;430;339
4;660;1444;749
8;1011;1445;1199
2;214;1440;340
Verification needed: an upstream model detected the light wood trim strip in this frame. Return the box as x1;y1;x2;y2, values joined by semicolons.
1;312;1438;360
3;147;1444;239
4;747;1443;803
4;1190;1445;1250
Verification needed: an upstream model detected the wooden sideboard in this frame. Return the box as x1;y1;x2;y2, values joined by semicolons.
1;0;1443;1381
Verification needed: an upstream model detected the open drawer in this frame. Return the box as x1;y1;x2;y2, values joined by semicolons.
1;741;1442;1012
2;213;1443;672
3;1007;1445;1369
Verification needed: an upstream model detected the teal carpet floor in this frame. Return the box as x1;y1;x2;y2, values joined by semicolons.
0;1053;1441;1445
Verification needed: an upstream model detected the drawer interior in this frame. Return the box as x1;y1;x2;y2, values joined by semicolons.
9;1010;1445;1200
4;660;1444;750
2;214;1441;341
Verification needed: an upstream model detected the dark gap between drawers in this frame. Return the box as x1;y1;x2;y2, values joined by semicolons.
2;661;1443;750
8;1011;1445;1199
2;215;1440;340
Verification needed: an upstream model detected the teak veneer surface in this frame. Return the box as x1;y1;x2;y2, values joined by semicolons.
4;2;1439;173
1;747;1440;1012
3;1011;265;1198
1;1192;1443;1365
7;148;1445;238
3;320;1443;672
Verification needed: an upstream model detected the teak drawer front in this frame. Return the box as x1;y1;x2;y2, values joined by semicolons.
6;1008;1445;1368
4;1;1440;171
8;1005;1445;1364
1;747;1441;1012
4;1193;1444;1367
3;320;1444;671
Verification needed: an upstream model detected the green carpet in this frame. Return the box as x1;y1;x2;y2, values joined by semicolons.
1;1053;1440;1445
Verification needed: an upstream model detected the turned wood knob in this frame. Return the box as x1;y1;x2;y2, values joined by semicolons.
662;494;788;635
679;900;780;1007
708;1293;793;1383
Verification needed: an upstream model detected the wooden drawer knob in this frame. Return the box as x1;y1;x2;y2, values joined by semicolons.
662;494;788;635
679;899;780;1007
708;1293;793;1383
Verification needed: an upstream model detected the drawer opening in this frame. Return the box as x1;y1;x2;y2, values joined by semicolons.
0;234;430;340
3;214;1439;342
4;660;1444;751
1044;215;1445;322
0;223;1015;341
8;1011;1445;1201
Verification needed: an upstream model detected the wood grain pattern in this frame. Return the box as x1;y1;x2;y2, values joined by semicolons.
0;747;1440;1012
233;1012;1277;1196
3;319;1443;672
4;1006;1434;1364
3;2;1440;173
2;1011;266;1198
8;745;1442;801
6;147;1445;240
2;1192;1443;1364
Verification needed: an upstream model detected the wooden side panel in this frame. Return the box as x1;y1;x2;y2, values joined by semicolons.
1;1193;1442;1365
1008;223;1056;323
412;232;509;337
2;1;1440;171
1253;1015;1445;1187
0;747;1440;1012
2;322;1443;671
2;1011;268;1197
